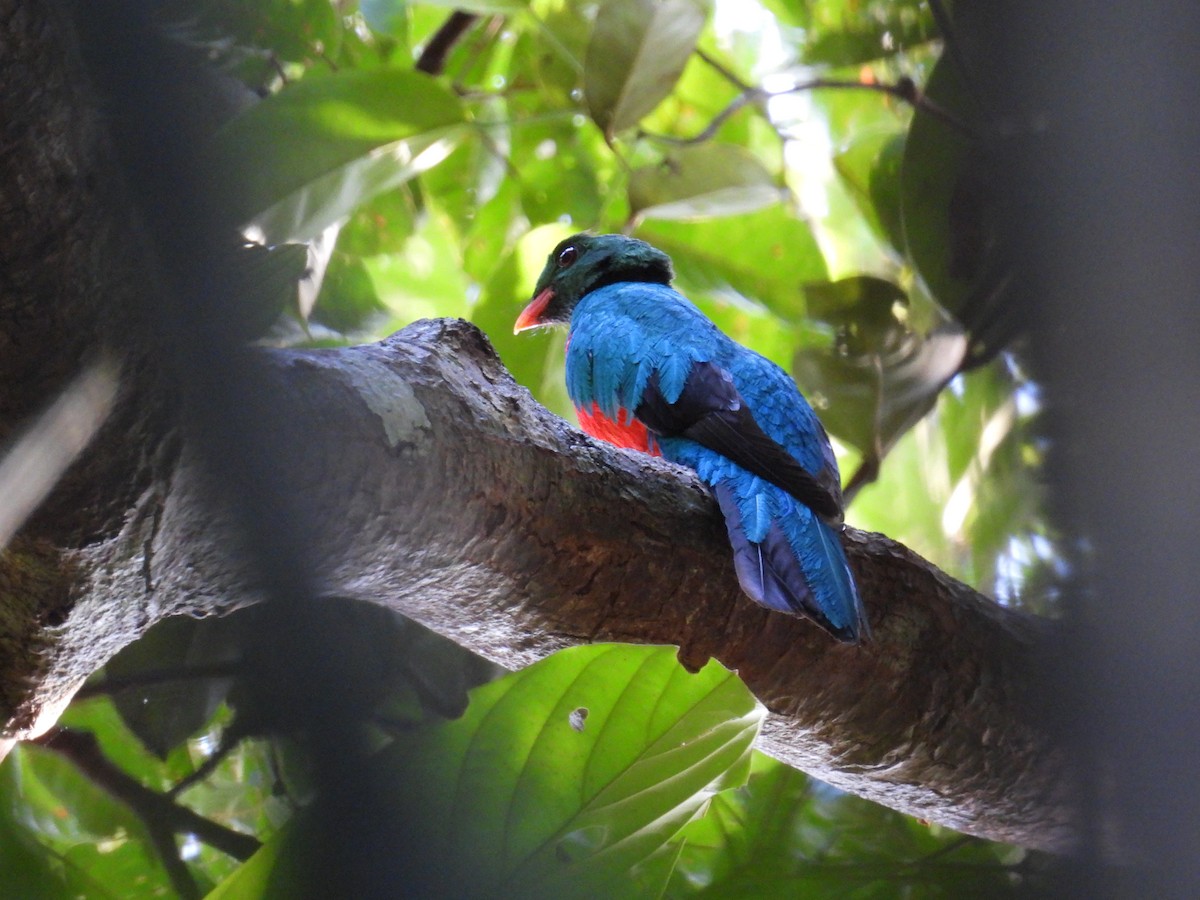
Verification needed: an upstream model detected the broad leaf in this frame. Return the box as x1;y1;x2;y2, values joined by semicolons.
637;205;827;322
204;824;287;900
793;277;967;460
833;130;907;256
900;54;983;326
385;643;762;896
209;69;466;243
251;644;762;897
630;144;780;220
585;0;712;137
664;754;1033;897
803;0;936;67
104;616;237;760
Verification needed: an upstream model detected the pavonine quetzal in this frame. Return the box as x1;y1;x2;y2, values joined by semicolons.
515;233;868;643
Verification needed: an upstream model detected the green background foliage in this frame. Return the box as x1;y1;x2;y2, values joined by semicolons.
4;0;1056;895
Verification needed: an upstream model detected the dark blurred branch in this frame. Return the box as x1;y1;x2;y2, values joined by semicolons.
40;728;261;871
416;11;479;75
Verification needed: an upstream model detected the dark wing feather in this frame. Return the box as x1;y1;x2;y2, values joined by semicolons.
636;362;843;522
713;484;859;641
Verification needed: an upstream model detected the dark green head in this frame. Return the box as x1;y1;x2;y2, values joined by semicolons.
514;233;673;333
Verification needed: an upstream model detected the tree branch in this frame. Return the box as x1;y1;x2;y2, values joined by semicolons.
2;316;1070;851
40;727;261;864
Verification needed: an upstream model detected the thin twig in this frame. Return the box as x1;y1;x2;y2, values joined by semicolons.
696;46;754;92
39;728;262;865
643;89;766;146
75;661;241;699
647;76;976;147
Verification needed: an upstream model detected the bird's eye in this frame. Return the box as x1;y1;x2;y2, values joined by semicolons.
557;246;578;268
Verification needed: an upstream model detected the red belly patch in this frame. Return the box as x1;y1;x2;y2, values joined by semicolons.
575;404;660;456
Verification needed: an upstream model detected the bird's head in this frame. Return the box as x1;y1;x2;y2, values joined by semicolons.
514;233;673;333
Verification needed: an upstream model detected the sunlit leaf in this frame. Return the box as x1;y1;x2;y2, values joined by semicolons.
637;205;827;322
803;0;936;67
337;186;420;258
5;743;176;898
408;0;528;12
310;253;386;333
833;130;906;255
209;69;467;243
377;644;760;896
631;144;780;220
585;0;713;137
204;823;288;900
474;223;576;418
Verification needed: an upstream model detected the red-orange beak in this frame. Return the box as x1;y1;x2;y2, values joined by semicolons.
514;287;554;334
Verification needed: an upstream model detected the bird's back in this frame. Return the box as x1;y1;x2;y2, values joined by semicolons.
565;281;863;640
569;283;838;488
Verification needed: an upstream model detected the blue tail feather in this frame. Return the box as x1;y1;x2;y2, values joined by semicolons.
713;482;866;643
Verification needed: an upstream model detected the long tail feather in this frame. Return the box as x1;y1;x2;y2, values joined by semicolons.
714;483;867;643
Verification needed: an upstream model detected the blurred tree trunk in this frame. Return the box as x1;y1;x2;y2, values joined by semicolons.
969;2;1200;895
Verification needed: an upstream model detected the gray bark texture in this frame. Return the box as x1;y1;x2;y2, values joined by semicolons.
0;0;1072;855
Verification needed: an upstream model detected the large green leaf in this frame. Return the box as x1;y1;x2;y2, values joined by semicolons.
802;0;936;67
630;144;781;221
663;753;1034;897
103;616;237;760
792;277;967;462
386;643;762;896
368;0;528;19
637;205;827;322
209;69;467;243
833;129;907;256
4;743;177;899
246;644;762;897
900;53;991;332
585;0;713;137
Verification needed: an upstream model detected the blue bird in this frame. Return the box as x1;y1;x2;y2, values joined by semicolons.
515;233;867;643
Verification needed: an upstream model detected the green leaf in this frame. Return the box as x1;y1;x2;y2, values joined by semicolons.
4;742;178;898
833;130;906;255
900;54;980;323
360;0;406;37
337;186;420;258
803;0;935;67
104;616;236;760
630;144;780;221
473;223;577;419
204;823;289;900
585;0;713;137
376;644;762;896
637;205;827;322
209;69;467;243
409;0;528;12
309;253;385;333
792;277;967;459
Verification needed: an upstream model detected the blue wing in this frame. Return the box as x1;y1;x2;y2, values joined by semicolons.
565;281;867;642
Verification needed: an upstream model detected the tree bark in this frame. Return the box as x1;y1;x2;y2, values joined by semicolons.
2;315;1070;852
0;0;1072;855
